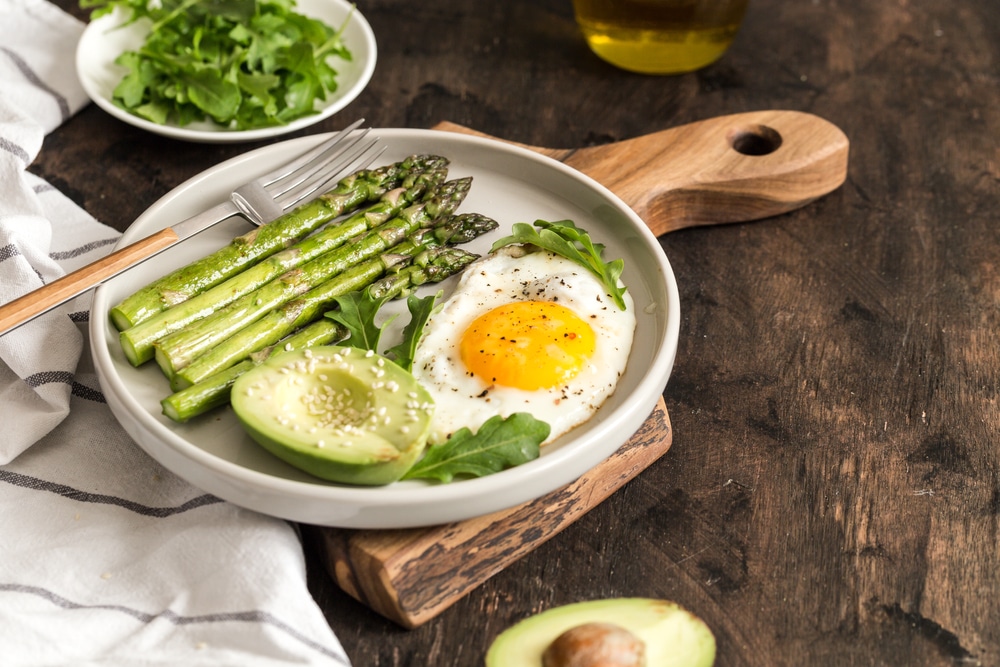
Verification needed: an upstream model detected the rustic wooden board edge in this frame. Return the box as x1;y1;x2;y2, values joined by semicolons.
305;398;671;628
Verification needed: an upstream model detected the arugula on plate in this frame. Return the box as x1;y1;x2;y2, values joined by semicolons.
402;413;547;483
490;219;628;310
81;0;353;130
325;289;397;354
325;288;438;374
384;291;440;373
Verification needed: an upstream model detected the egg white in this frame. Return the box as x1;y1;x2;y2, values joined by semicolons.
411;246;636;445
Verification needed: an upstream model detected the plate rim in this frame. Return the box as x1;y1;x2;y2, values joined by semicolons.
90;128;681;528
74;0;377;144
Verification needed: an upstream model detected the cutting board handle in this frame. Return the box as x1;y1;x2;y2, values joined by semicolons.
435;110;850;236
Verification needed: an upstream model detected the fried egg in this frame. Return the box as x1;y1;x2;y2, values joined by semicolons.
411;245;636;445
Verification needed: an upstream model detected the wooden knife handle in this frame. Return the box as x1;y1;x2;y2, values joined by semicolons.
0;227;179;335
435;109;850;236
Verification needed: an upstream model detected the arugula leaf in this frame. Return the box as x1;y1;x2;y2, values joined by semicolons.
325;290;395;353
402;413;548;483
81;0;353;130
184;68;242;122
490;219;628;310
385;291;440;373
111;51;147;107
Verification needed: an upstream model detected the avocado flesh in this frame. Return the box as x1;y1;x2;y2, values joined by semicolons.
486;598;716;667
231;345;434;486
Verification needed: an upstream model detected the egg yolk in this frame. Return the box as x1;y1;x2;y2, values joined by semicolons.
459;301;596;391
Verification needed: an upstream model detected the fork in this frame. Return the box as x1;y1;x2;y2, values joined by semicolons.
0;119;381;336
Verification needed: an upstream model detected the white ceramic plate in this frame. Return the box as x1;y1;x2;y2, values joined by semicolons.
90;129;681;528
76;0;376;143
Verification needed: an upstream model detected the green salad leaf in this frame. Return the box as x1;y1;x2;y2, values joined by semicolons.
325;287;439;373
325;290;395;353
490;219;628;310
385;291;440;373
80;0;353;130
402;413;548;483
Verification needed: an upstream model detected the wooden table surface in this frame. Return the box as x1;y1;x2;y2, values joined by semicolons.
43;0;1000;664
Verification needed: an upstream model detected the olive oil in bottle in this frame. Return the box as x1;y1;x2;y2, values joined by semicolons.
572;0;749;74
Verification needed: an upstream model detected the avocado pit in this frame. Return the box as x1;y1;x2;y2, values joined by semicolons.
542;622;646;667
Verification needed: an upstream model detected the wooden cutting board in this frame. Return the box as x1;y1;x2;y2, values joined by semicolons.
304;110;850;629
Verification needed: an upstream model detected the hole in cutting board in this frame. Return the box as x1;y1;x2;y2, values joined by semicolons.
728;124;782;156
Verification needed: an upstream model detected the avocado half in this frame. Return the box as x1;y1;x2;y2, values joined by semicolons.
485;598;716;667
231;345;434;486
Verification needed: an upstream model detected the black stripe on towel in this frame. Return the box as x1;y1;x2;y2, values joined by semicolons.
0;470;224;517
0;584;351;664
0;243;20;263
0;47;72;121
50;237;120;261
23;372;106;403
0;136;31;164
24;370;74;388
71;382;106;403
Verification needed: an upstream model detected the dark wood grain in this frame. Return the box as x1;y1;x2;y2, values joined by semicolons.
44;0;1000;664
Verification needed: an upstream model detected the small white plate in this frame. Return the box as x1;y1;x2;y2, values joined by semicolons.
75;0;376;143
90;129;681;528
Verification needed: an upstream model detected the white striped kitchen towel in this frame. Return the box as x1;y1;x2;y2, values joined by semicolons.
0;1;352;664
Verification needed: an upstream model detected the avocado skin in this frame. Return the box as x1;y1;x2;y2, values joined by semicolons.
249;432;426;487
231;345;434;486
485;598;716;667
